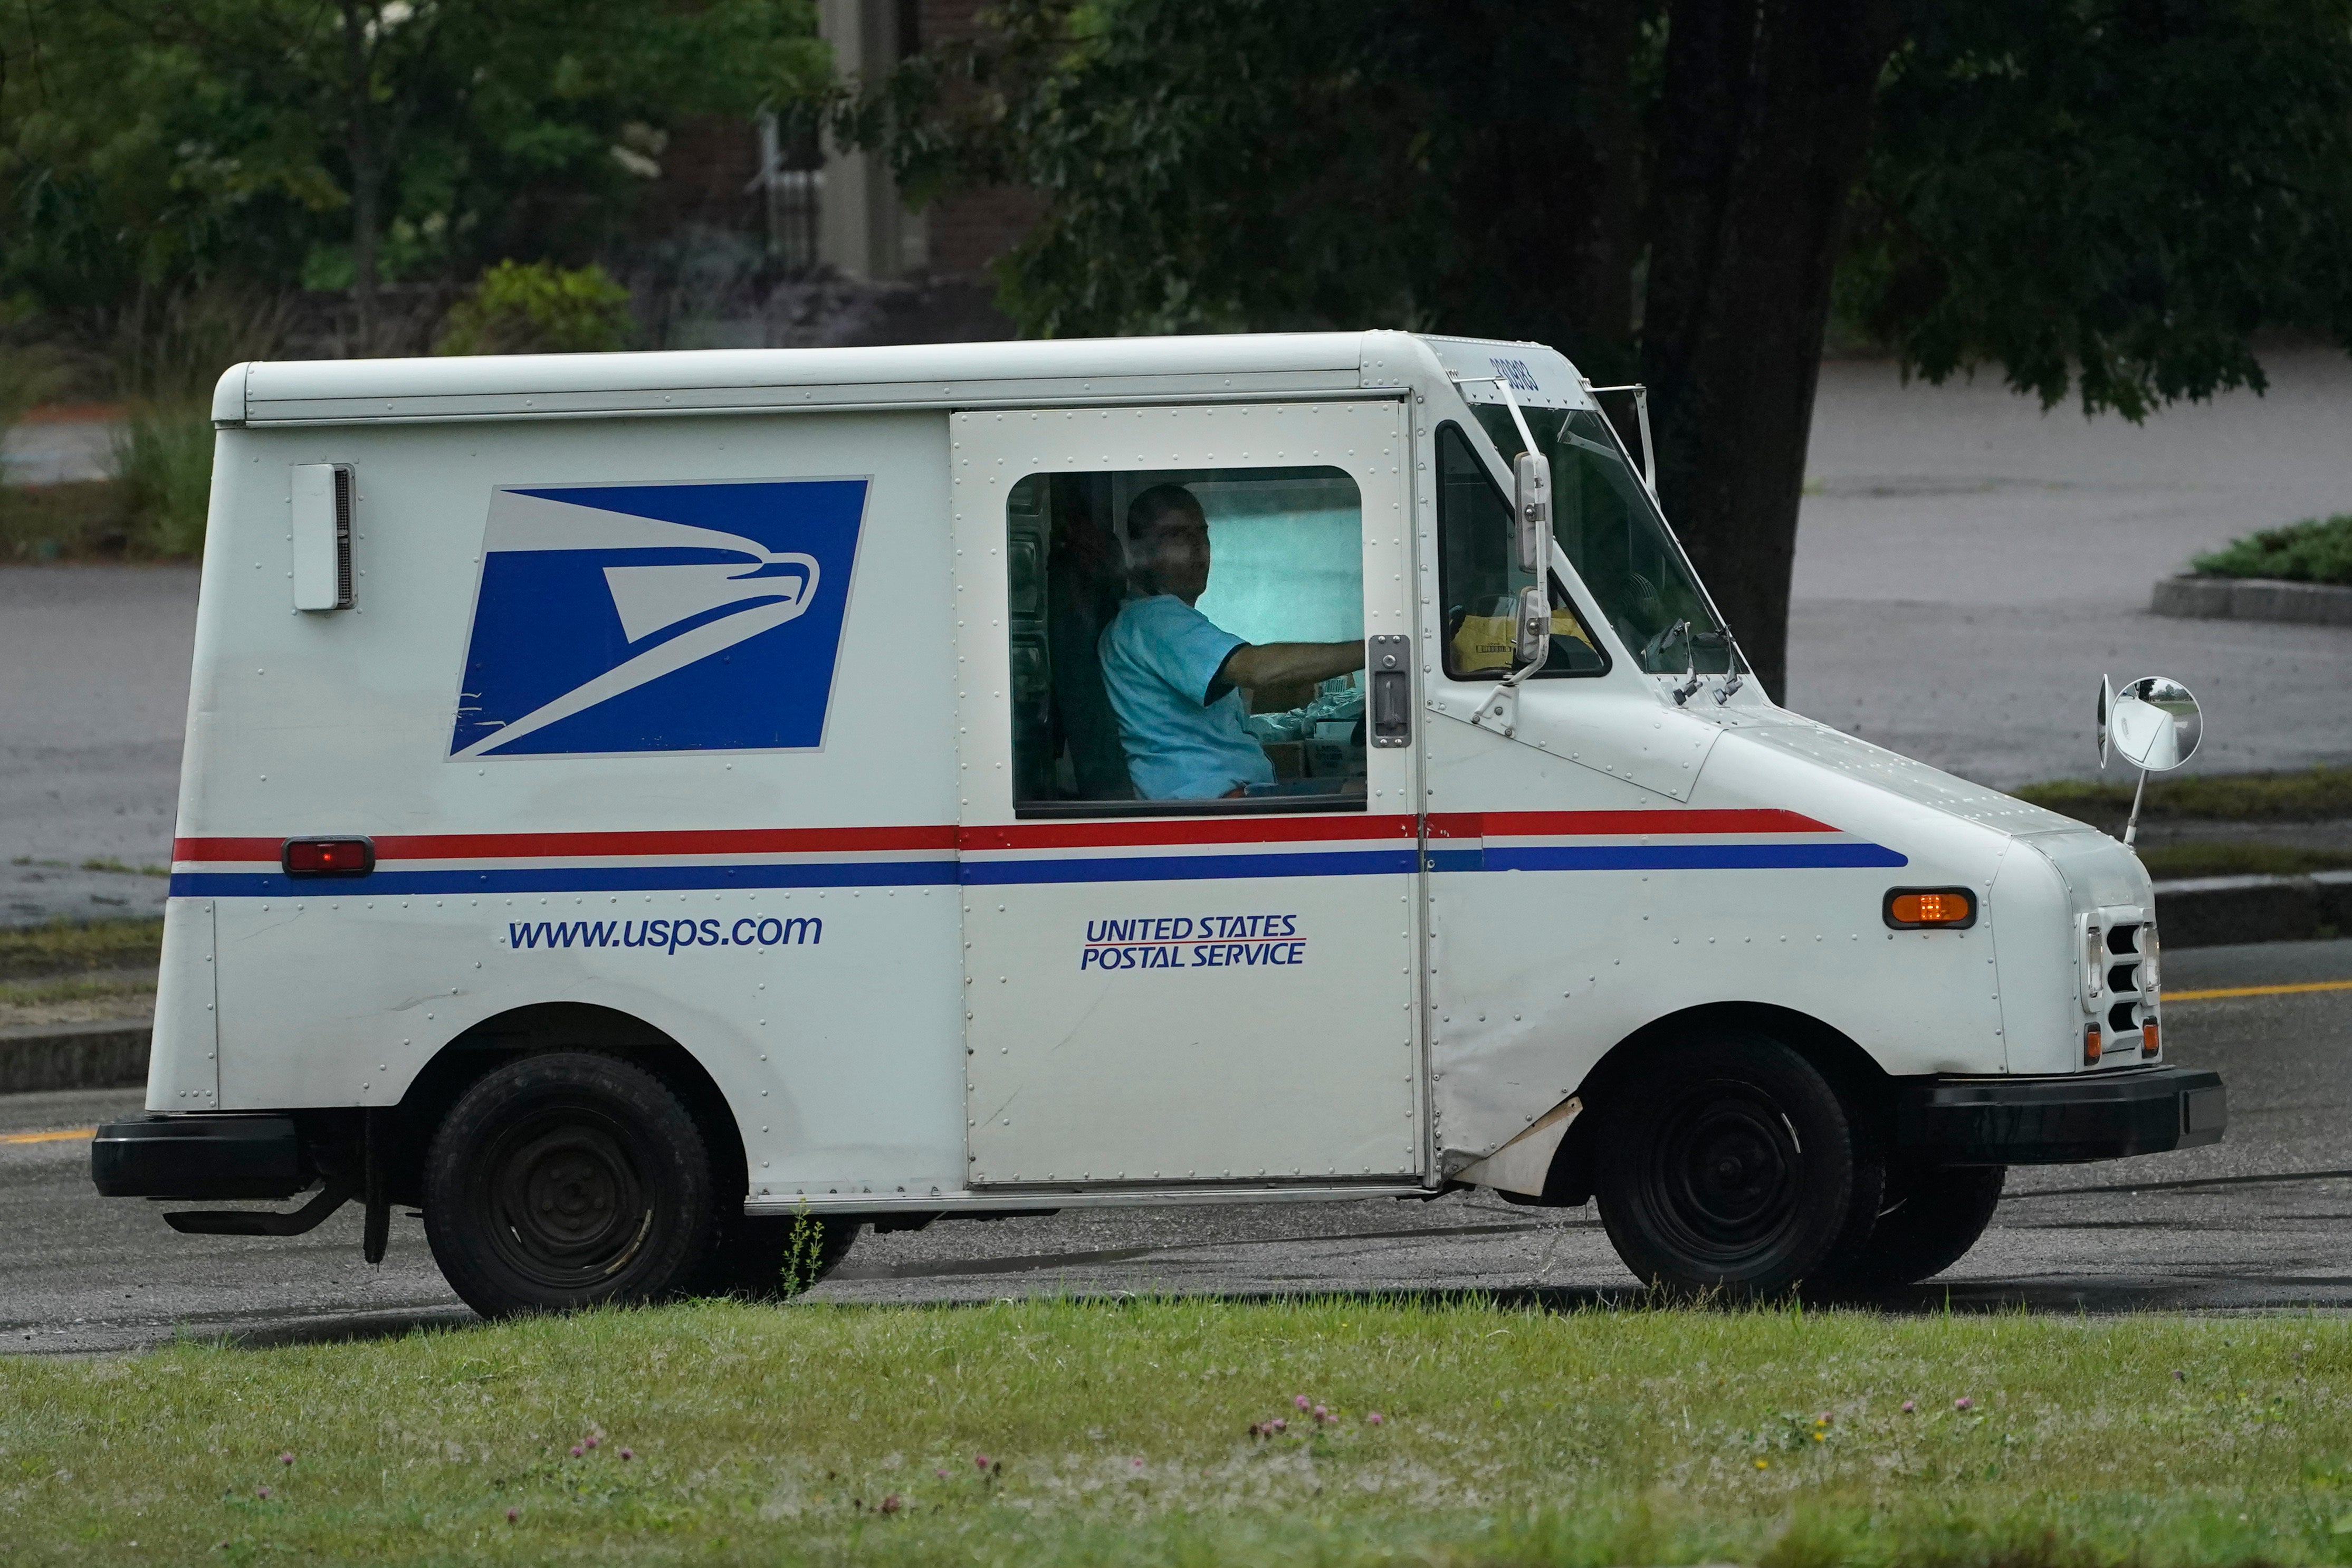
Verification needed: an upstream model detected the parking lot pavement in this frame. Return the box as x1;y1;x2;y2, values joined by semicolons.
1788;348;2352;790
0;566;192;924
2;938;2345;1355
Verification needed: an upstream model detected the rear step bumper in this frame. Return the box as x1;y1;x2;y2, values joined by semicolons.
91;1114;306;1200
1897;1067;2226;1165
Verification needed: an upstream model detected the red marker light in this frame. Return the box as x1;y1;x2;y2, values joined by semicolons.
282;838;375;877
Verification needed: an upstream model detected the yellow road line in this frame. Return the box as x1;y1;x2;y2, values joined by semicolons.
2166;979;2352;1002
0;1126;94;1145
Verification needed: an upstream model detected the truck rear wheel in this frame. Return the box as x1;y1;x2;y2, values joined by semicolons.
423;1052;719;1318
1833;1165;2004;1290
1594;1035;1881;1299
706;1214;862;1299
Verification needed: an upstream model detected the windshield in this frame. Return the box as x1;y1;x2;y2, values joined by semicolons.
1470;403;1737;676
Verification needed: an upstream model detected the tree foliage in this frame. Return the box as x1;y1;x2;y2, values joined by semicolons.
0;0;826;337
852;0;2352;690
1847;0;2352;419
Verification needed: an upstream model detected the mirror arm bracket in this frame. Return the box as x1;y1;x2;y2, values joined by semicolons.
2123;768;2149;849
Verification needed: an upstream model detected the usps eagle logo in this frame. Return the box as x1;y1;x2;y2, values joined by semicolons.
449;479;868;758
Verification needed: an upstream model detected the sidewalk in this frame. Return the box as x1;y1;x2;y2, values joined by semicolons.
0;404;120;487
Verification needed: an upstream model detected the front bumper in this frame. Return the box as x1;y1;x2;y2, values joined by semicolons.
91;1114;305;1200
1896;1067;2225;1165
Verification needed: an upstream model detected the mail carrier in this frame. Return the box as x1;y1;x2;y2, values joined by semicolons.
91;331;2224;1313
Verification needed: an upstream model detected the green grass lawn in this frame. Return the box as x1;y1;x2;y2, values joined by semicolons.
0;916;163;980
2136;842;2352;881
6;1298;2352;1565
2018;767;2352;826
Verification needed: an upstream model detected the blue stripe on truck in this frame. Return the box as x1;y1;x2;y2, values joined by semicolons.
169;838;1903;898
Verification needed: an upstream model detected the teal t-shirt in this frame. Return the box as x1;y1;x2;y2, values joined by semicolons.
1098;595;1275;800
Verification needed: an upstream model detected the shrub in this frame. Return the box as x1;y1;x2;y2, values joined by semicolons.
104;283;293;403
435;261;636;356
111;403;214;558
2190;512;2352;586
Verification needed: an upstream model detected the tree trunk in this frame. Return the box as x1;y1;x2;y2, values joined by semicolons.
1419;0;1644;384
340;0;381;352
1640;0;1898;701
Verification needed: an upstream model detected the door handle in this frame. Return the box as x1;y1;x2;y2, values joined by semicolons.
1368;634;1411;748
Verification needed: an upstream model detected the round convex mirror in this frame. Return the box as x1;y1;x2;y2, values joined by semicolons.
2109;676;2201;771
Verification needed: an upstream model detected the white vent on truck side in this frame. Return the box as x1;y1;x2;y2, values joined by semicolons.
290;463;355;611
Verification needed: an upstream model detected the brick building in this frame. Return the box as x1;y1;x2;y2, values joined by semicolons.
812;0;1040;281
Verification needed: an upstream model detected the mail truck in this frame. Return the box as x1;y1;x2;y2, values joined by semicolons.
91;331;2224;1313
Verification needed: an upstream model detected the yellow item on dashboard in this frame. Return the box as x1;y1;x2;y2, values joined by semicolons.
1451;605;1595;676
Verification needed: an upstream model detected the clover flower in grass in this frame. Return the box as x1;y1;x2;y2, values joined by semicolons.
975;1454;992;1470
505;1508;519;1524
1366;1411;1384;1426
569;1444;584;1458
279;1452;294;1467
255;1486;270;1500
1901;1400;1915;1413
585;1435;599;1450
1295;1394;1311;1410
1955;1397;1973;1411
619;1448;633;1462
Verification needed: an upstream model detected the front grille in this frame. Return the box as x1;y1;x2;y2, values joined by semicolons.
2098;921;2152;1053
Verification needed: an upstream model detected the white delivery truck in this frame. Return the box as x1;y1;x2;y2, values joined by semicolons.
91;331;2224;1314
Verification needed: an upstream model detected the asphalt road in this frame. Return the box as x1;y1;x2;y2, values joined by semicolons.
3;938;2346;1356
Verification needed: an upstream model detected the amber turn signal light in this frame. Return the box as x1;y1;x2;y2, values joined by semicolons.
1883;887;1976;929
2083;1023;2102;1065
2142;1021;2160;1057
282;837;375;877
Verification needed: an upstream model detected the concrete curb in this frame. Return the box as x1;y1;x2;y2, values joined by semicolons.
2152;575;2352;626
0;1019;149;1095
2156;871;2352;948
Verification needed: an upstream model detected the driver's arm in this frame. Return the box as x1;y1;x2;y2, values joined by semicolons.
1218;640;1364;692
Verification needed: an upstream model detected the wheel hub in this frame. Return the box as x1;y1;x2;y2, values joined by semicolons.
486;1116;651;1284
1653;1089;1800;1259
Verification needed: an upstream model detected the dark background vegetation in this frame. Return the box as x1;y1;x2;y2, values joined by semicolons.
6;0;2352;686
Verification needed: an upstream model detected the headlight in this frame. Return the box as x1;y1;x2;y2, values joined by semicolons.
2140;923;2160;995
2083;923;2103;999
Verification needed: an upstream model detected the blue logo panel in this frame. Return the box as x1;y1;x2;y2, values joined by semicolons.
450;479;868;757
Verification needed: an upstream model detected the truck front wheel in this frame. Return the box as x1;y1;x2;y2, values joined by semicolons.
1832;1164;2004;1290
423;1052;719;1318
1594;1035;1881;1299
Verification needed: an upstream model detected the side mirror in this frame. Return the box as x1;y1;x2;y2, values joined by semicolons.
1512;584;1550;666
2100;674;2203;849
1513;452;1551;575
2108;676;2201;771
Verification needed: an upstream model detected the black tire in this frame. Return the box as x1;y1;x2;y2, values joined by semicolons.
706;1213;862;1299
1594;1034;1882;1299
1832;1164;2004;1290
422;1052;719;1318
